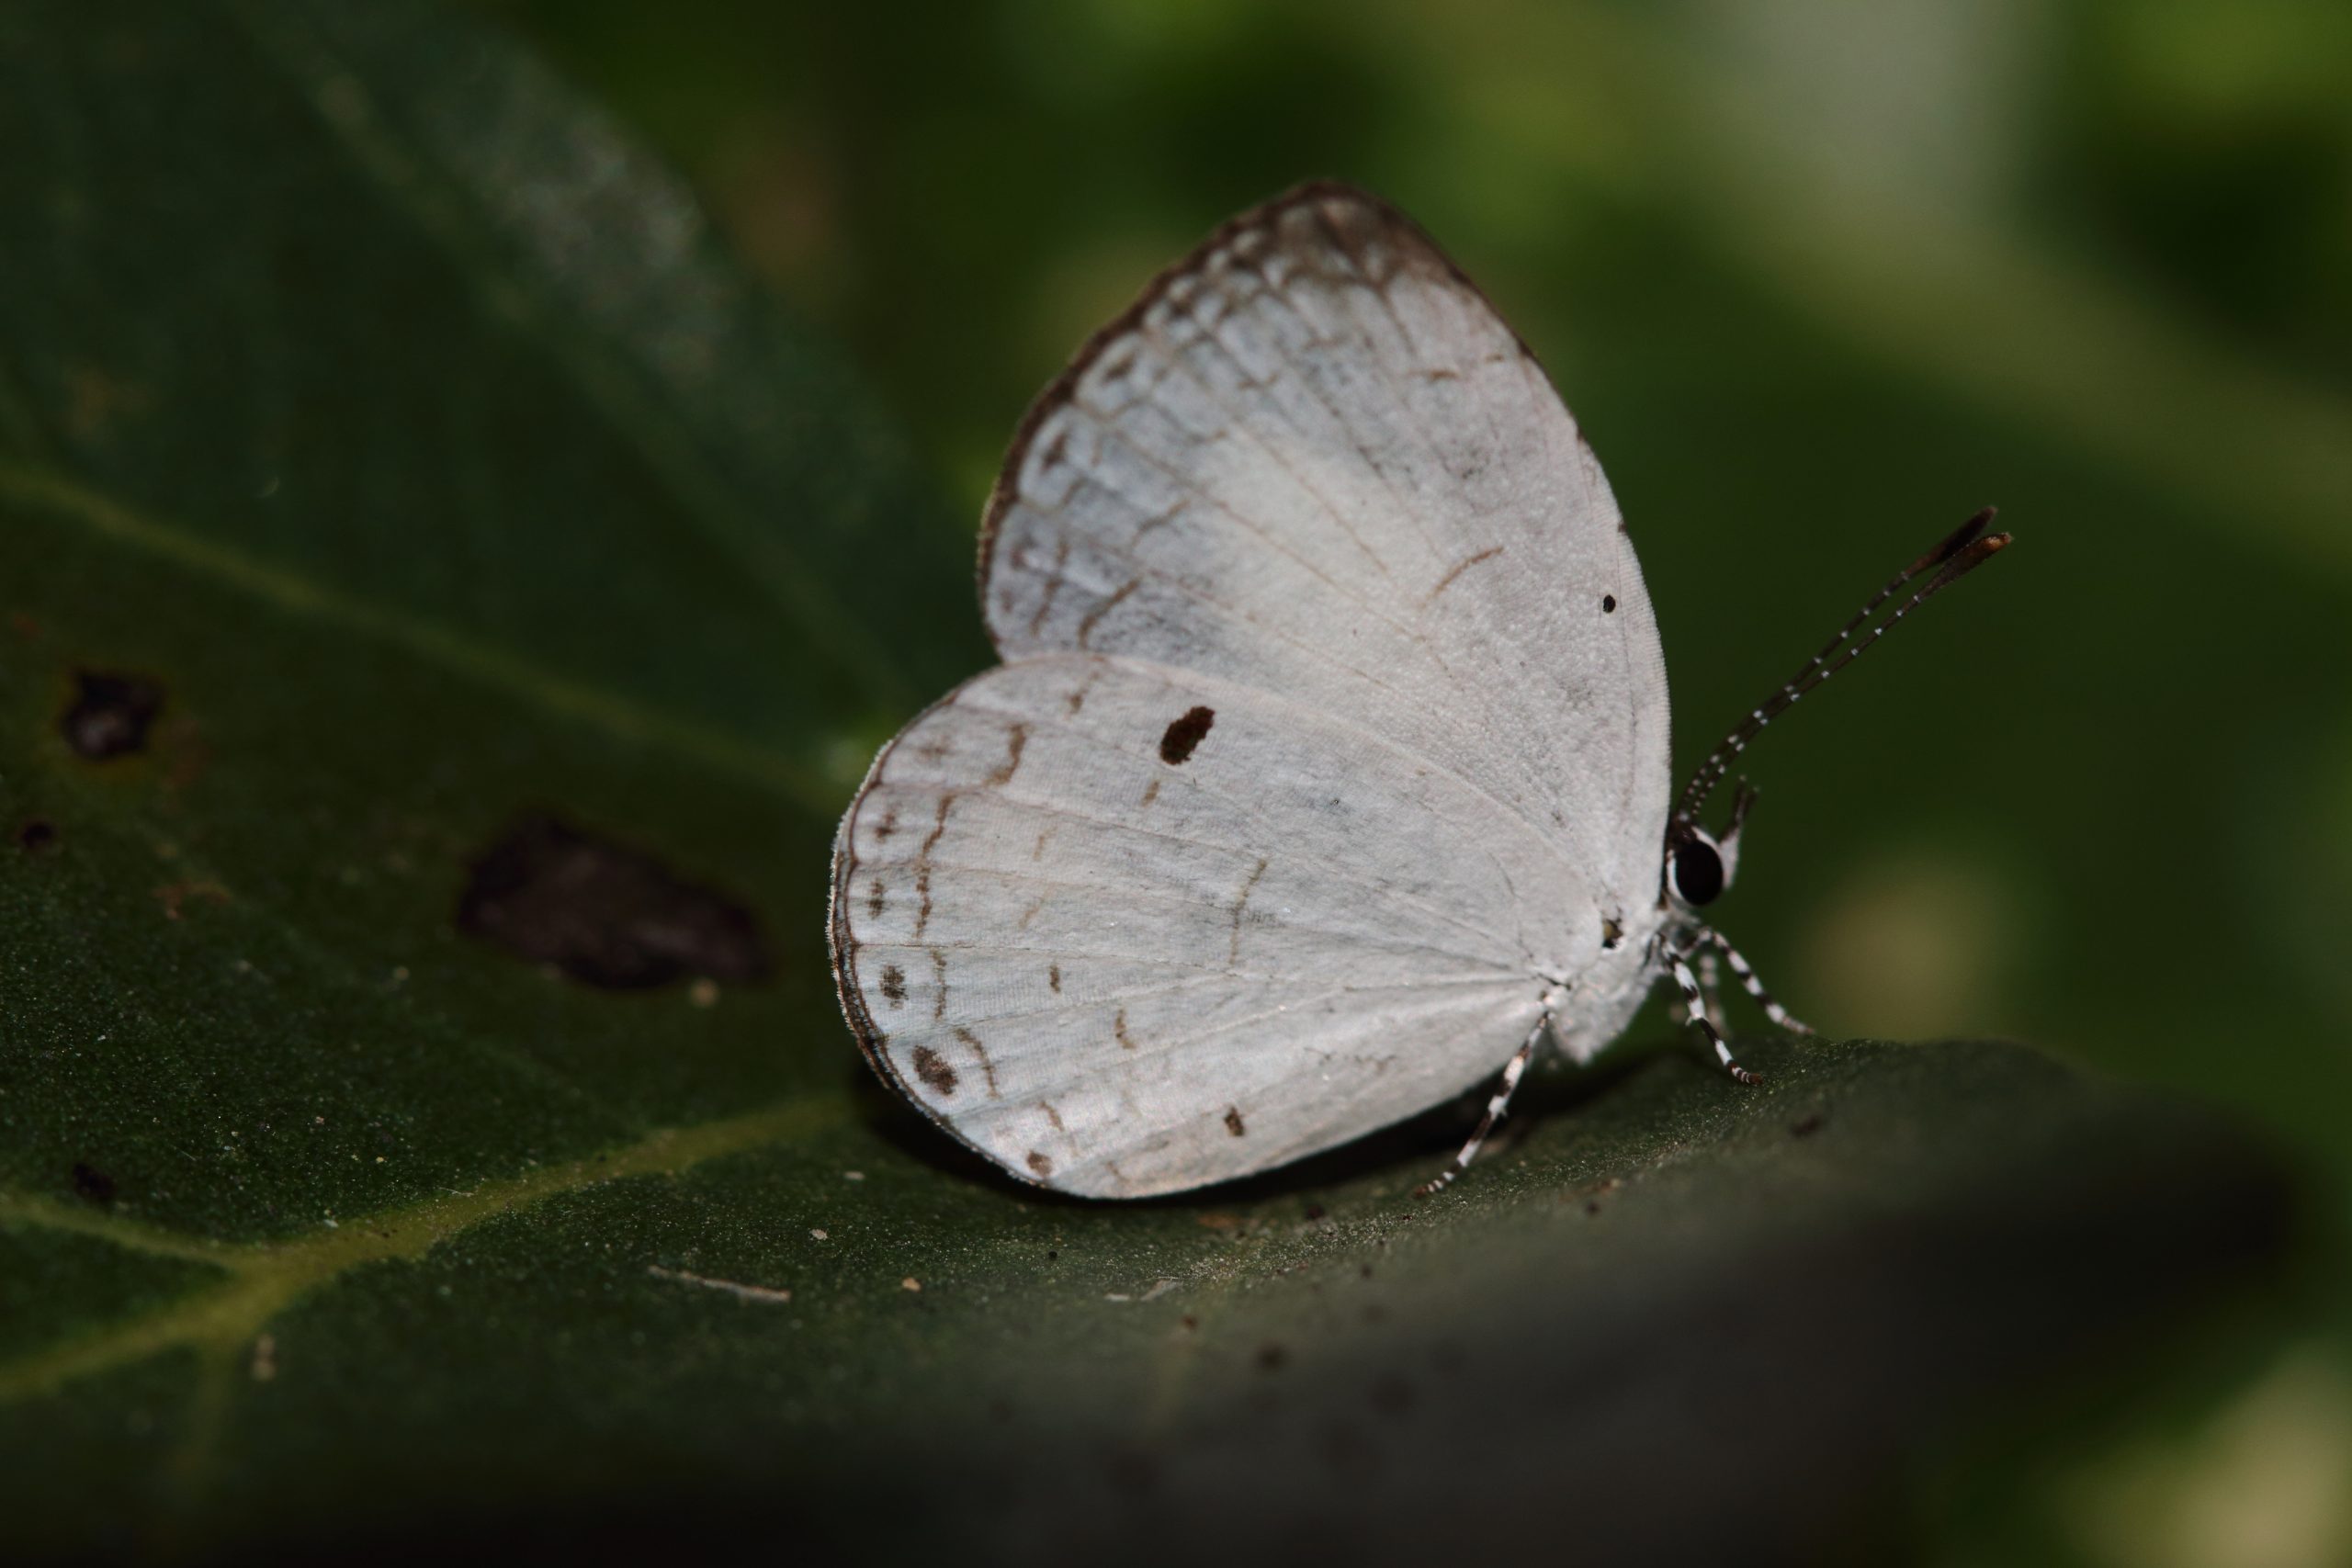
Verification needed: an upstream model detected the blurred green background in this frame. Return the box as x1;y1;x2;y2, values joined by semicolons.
475;0;2352;1560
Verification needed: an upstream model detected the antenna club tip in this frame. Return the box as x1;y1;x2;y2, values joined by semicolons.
1983;531;2013;552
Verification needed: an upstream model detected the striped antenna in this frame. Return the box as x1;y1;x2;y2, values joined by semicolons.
1673;508;2011;831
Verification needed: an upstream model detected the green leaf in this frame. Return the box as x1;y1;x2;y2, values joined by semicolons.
0;3;2297;1562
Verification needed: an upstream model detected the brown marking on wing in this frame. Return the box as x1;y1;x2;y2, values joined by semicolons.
1114;1008;1137;1052
985;723;1029;787
1033;828;1051;862
910;1046;957;1096
1026;1150;1054;1178
1075;579;1138;649
878;964;907;1006
931;948;949;1019
1047;962;1062;993
1140;777;1161;808
1229;857;1270;965
1425;545;1503;605
1158;705;1216;765
865;879;886;919
873;807;899;842
912;794;954;940
1017;893;1047;931
953;1026;1002;1098
1224;1106;1247;1138
1039;1100;1066;1131
1025;535;1072;638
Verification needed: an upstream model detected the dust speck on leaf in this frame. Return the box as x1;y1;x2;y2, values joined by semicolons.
60;670;164;761
455;813;773;990
71;1162;116;1203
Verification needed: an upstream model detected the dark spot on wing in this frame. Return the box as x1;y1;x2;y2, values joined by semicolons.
1159;706;1216;765
878;964;907;1005
1114;1008;1137;1051
1601;594;1617;614
456;813;773;990
1039;426;1070;471
1140;777;1161;808
873;807;899;842
910;1046;958;1095
866;879;887;919
61;670;163;760
1225;1105;1247;1137
71;1162;116;1204
18;818;58;854
1048;963;1062;993
1026;1150;1054;1178
1600;915;1623;951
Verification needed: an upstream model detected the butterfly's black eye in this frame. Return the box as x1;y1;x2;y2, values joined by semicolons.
1671;839;1724;906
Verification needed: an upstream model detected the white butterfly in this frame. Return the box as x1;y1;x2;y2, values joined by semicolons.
829;183;2007;1198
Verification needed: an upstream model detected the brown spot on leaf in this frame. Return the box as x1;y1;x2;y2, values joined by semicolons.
153;880;229;920
1159;705;1216;765
878;964;907;1005
1026;1150;1054;1178
456;813;773;990
61;671;163;761
910;1046;958;1096
71;1162;116;1204
1224;1105;1247;1137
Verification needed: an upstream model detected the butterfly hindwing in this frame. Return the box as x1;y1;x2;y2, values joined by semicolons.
831;655;1557;1196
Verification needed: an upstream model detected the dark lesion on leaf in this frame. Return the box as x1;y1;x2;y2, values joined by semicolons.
60;670;164;760
456;813;774;991
71;1161;117;1204
1159;705;1215;765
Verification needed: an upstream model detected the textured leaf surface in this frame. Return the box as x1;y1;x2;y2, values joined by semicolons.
0;4;2297;1564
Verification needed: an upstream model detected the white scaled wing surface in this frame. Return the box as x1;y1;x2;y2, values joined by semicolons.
831;183;1672;1196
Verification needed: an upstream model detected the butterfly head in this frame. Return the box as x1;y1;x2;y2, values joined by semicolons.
1665;780;1754;912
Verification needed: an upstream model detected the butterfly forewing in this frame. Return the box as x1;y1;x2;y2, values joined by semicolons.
980;185;1670;906
832;183;1673;1194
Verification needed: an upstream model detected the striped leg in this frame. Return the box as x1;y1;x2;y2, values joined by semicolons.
1707;930;1815;1036
1695;948;1727;1035
1672;955;1761;1086
1417;1014;1548;1196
